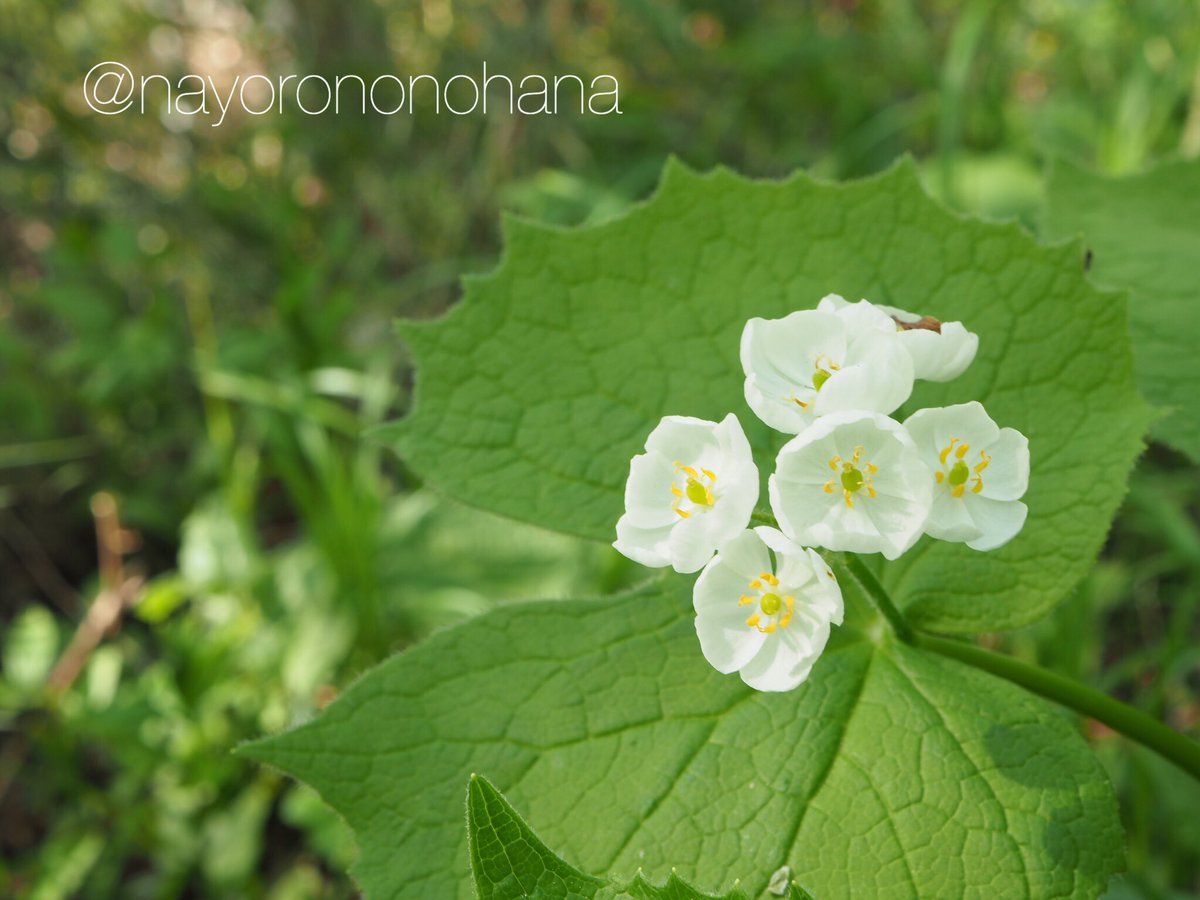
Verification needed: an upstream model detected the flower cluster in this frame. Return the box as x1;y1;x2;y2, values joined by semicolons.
614;294;1030;692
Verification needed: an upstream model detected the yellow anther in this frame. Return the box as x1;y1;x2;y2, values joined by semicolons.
955;442;970;459
935;471;945;484
823;481;835;494
741;583;796;634
780;595;795;628
866;463;879;475
971;481;983;494
828;455;842;471
852;445;864;463
681;465;699;479
843;489;854;508
701;468;718;482
939;438;959;465
974;451;991;474
670;484;683;497
951;484;965;498
792;397;811;409
867;486;877;498
674;507;691;518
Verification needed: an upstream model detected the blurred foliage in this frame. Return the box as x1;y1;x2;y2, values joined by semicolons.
1;0;1199;896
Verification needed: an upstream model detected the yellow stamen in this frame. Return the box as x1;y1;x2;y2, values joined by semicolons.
674;507;691;518
828;455;841;471
955;442;970;459
951;484;965;498
843;489;854;508
670;484;683;497
701;468;718;482
823;481;835;494
749;580;762;590
761;572;779;587
935;471;945;484
939;438;959;465
974;451;991;474
746;614;761;628
739;595;754;606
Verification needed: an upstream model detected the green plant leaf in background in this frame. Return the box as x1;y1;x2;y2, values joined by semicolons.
243;578;1123;898
383;160;1152;633
468;772;608;899
1043;158;1200;463
467;773;813;900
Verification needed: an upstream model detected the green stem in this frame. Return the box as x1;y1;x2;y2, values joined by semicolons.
750;509;779;527
836;550;1200;781
836;553;915;644
915;633;1200;782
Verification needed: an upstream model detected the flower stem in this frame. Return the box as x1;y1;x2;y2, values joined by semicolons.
838;551;1200;781
836;553;915;644
914;632;1200;782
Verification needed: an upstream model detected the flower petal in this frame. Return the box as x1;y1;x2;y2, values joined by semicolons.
740;312;847;434
666;513;720;574
812;343;913;417
898;322;978;382
923;491;983;544
644;415;718;463
738;620;830;692
711;529;771;582
979;427;1030;502
803;548;844;625
965;498;1028;551
904;401;1000;455
695;610;767;675
622;453;678;529
612;517;673;568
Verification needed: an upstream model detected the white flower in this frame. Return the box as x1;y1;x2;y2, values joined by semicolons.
769;410;932;560
740;295;914;435
904;401;1029;551
817;294;978;382
693;527;843;692
614;413;759;574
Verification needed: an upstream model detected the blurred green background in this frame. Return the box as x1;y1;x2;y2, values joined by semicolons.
2;0;1199;896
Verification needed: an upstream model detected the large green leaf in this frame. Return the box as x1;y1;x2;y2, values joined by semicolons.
385;160;1151;632
242;578;1123;899
467;774;808;899
1043;158;1199;462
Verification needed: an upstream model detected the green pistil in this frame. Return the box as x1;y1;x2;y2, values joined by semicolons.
841;467;864;493
685;478;711;506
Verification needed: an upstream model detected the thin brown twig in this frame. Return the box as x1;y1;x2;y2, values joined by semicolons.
44;493;142;697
